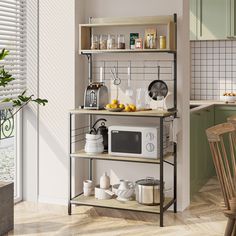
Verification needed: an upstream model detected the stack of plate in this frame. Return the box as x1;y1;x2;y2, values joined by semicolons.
85;134;104;154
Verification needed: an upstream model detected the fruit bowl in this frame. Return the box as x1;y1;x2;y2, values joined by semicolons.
222;93;236;103
105;107;124;112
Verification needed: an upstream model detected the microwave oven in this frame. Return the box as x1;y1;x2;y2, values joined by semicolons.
108;126;169;159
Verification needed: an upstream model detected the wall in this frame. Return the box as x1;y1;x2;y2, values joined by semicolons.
80;0;190;211
191;40;236;100
24;0;190;210
24;0;78;204
24;0;39;201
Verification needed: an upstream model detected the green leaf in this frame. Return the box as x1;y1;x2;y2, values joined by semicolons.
21;90;27;96
2;98;12;103
12;100;22;107
0;67;15;87
32;98;48;106
0;49;9;60
18;94;33;103
0;50;48;114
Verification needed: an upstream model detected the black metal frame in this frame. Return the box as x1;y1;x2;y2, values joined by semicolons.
68;13;177;227
68;112;177;226
0;108;14;140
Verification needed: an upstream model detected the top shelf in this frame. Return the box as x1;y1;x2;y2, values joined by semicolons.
80;49;176;54
70;109;176;118
79;14;176;54
81;15;175;27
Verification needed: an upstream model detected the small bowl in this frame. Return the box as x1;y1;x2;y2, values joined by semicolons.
95;185;112;200
222;96;236;103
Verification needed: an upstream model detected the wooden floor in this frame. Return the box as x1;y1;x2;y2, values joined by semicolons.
9;177;226;236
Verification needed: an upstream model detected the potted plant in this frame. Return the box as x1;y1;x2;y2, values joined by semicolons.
0;48;48;117
0;48;48;235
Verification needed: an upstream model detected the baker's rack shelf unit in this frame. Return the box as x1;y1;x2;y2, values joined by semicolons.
69;14;177;227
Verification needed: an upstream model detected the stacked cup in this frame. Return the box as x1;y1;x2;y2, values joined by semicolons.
85;133;104;154
83;180;94;197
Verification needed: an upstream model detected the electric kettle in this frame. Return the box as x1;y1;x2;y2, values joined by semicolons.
92;118;108;151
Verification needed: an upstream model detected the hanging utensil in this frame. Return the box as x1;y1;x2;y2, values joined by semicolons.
110;67;121;101
125;66;133;97
110;67;121;86
148;65;168;100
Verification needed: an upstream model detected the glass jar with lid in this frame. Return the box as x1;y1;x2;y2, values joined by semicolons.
91;34;99;50
99;34;107;50
159;36;166;49
107;34;116;49
117;34;125;49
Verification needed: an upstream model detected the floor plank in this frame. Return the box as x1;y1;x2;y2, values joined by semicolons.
9;177;226;236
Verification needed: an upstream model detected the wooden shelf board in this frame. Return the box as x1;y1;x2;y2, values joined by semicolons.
69;109;176;117
70;150;173;164
79;49;176;54
80;15;174;27
71;194;173;214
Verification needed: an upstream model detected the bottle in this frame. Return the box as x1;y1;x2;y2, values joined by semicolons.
100;172;110;189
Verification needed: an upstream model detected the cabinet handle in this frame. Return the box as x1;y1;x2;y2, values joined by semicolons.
194;112;201;116
203;109;210;112
200;0;203;37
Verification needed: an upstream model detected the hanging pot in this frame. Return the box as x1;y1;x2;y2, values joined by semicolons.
148;66;168;100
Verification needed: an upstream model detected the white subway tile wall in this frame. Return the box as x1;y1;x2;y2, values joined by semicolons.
92;59;174;106
191;40;236;100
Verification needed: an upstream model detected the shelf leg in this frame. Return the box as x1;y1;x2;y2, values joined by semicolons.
174;142;177;213
160;117;164;227
89;114;93;180
68;112;72;215
89;159;93;180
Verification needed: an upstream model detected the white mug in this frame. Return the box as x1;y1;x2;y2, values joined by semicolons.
83;187;93;197
83;180;94;188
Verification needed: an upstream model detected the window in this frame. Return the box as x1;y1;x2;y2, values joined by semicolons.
0;0;27;100
0;0;26;202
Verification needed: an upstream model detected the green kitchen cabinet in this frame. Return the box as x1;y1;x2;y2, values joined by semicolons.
190;111;201;196
190;0;228;40
190;105;236;198
215;105;236;124
227;0;236;38
190;0;197;40
190;107;215;198
215;105;236;157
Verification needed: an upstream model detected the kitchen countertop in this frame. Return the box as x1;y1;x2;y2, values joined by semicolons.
190;100;236;113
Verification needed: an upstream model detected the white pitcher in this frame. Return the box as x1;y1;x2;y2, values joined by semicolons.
116;180;134;201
